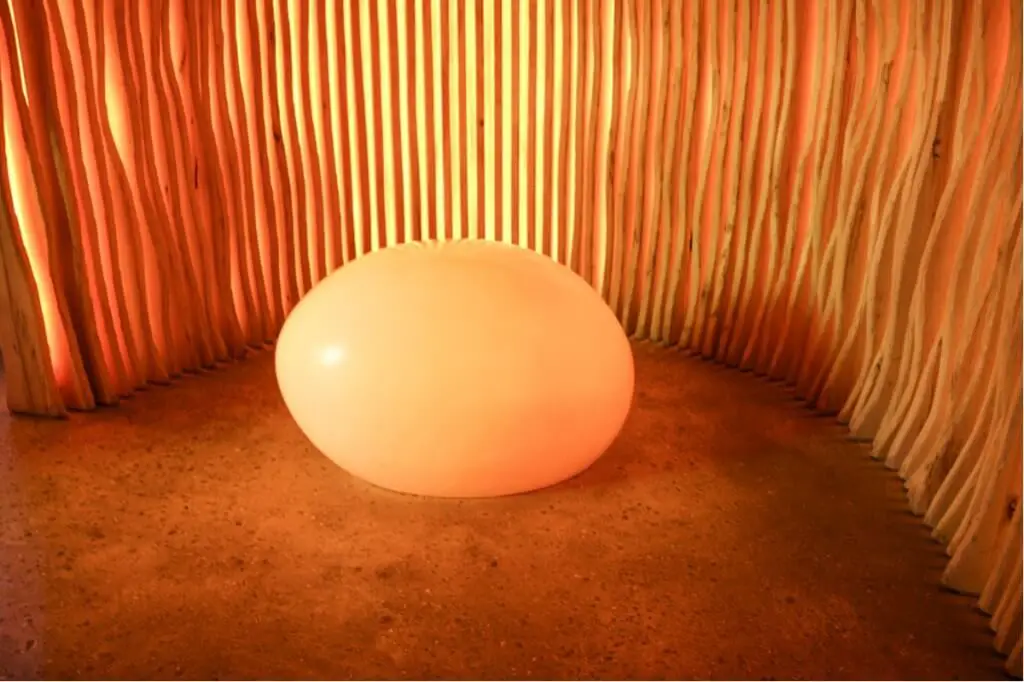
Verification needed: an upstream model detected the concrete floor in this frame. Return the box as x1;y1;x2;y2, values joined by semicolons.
0;343;1008;680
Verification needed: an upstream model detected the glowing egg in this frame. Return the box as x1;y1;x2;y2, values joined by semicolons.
275;239;634;498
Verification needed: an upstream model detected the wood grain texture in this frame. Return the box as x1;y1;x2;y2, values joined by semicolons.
0;0;1020;672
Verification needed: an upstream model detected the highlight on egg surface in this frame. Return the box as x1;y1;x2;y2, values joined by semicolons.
274;239;635;498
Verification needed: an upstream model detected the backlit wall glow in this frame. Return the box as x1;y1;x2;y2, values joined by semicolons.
0;0;1020;673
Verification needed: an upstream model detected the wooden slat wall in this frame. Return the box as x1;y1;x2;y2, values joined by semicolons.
0;0;1020;672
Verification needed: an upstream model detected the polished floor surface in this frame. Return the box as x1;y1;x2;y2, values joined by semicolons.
0;343;1005;679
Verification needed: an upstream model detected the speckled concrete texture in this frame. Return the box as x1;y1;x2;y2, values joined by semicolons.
0;343;1007;680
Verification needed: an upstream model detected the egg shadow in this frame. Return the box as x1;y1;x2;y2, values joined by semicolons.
543;412;652;495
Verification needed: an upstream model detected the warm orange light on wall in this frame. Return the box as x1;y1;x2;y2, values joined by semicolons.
0;0;1020;672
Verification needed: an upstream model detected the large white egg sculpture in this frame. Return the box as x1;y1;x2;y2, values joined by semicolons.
275;239;634;498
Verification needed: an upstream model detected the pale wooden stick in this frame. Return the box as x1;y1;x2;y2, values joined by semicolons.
132;0;215;371
509;0;521;245
617;0;645;327
698;0;748;358
69;0;146;389
688;0;731;354
472;0;485;240
661;0;700;345
162;0;229;365
569;0;593;281
439;0;454;242
631;0;669;338
404;0;423;244
0;46;66;415
539;0;557;258
421;0;439;242
606;0;631;314
525;0;540;254
112;0;193;376
332;2;358;260
4;0;96;408
716;0;773;359
222;0;269;347
315;1;342;272
245;0;284;338
553;0;572;265
41;0;128;400
261;0;299;317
